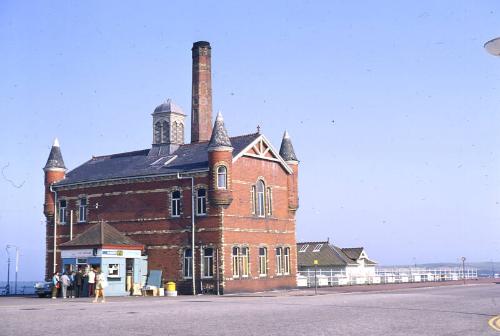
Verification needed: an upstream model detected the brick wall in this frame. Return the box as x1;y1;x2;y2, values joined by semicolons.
45;150;298;294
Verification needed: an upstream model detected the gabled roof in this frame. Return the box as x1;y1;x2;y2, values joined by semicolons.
297;242;377;267
54;133;260;187
297;242;355;267
341;247;364;260
59;222;143;249
232;134;294;174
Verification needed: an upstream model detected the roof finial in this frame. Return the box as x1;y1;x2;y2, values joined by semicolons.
53;138;60;147
257;125;261;134
216;110;224;121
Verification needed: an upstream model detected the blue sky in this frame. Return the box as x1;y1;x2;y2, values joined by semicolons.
1;1;499;280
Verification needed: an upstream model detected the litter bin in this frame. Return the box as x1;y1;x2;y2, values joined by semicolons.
166;282;177;297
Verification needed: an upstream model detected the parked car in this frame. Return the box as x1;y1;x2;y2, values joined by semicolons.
34;281;53;298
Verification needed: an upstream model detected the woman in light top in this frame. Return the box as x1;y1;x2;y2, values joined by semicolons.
93;268;106;303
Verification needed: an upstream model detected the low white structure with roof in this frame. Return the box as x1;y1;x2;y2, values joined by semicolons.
297;241;377;286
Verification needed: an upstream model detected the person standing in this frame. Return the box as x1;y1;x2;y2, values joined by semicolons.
74;270;83;298
68;271;75;298
51;272;60;299
93;269;106;303
60;272;71;299
88;268;96;297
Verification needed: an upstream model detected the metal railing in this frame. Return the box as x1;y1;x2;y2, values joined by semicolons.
297;267;478;287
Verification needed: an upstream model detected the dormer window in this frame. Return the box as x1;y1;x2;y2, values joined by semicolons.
313;244;323;252
217;166;227;189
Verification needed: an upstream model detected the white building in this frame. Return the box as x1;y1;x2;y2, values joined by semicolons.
297;241;377;286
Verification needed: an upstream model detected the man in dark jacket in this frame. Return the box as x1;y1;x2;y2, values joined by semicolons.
74;270;83;298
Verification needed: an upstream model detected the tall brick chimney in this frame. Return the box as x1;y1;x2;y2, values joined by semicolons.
191;41;213;143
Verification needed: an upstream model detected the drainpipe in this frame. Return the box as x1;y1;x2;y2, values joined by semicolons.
70;210;73;240
177;172;196;295
50;185;58;274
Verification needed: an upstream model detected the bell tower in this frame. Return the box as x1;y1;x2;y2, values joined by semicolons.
150;98;186;156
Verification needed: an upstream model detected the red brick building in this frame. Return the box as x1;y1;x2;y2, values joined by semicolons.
43;41;299;294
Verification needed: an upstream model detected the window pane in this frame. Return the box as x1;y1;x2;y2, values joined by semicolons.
217;166;227;189
197;188;207;215
257;183;265;216
204;248;213;257
184;249;192;278
251;186;256;214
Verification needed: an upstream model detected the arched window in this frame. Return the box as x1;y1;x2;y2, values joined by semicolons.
241;247;249;277
256;180;265;217
162;121;169;143
217;166;227;189
172;122;178;142
283;247;290;275
259;247;267;276
266;187;273;216
232;246;240;277
276;247;283;275
171;190;181;217
154;122;162;143
178;123;184;143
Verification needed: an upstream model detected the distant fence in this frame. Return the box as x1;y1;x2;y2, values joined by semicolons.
297;267;478;287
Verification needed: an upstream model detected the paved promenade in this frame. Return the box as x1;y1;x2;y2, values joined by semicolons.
0;282;499;335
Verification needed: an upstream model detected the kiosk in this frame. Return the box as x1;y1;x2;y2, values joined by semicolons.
59;222;147;296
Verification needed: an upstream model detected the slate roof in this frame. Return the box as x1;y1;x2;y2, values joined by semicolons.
44;140;66;170
341;247;364;260
279;131;298;162
208;112;232;150
54;133;260;187
153;98;185;115
297;242;377;267
59;222;143;249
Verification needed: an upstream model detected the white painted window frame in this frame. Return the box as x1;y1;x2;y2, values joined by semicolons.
171;190;181;217
259;247;268;276
59;199;67;224
78;197;87;223
202;247;214;278
183;248;192;279
196;188;207;216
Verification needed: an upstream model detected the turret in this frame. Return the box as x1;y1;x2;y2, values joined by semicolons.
279;131;299;212
208;111;233;208
43;138;66;218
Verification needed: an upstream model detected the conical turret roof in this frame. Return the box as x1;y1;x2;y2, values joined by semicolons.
279;131;298;162
44;138;66;170
208;111;232;151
